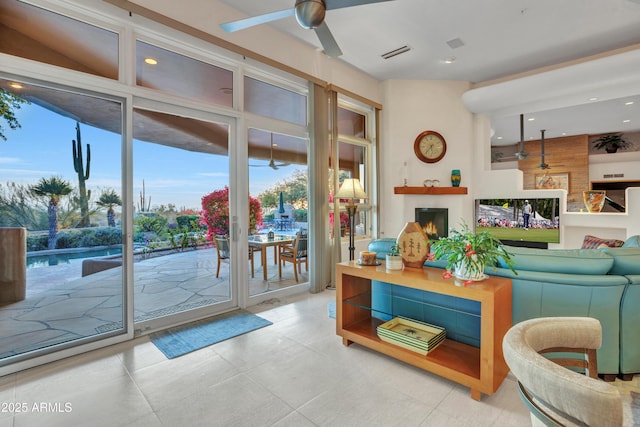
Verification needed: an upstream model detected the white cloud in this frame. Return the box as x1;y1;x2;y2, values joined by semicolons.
0;157;21;164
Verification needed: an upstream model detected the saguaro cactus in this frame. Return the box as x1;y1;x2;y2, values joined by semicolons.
72;122;91;227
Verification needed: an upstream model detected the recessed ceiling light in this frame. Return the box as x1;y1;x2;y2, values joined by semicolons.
497;136;503;140
562;132;567;136
442;57;456;64
623;119;631;123
589;97;598;101
527;118;535;121
625;101;635;106
144;57;158;65
9;82;23;89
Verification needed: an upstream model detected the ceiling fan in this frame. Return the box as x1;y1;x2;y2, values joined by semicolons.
250;133;290;170
537;129;551;170
220;0;393;58
514;114;529;160
499;114;531;161
501;114;550;162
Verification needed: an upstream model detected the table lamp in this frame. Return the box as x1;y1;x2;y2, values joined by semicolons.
335;178;368;261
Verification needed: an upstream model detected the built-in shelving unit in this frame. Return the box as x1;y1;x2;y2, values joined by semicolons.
393;186;468;195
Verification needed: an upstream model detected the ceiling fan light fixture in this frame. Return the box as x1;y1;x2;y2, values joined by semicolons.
295;0;326;29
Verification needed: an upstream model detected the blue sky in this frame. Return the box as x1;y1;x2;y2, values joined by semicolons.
1;102;303;211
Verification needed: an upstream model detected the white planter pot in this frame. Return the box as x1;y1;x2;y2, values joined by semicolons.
454;262;487;281
386;255;404;270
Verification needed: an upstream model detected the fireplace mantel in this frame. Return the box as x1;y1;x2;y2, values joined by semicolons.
394;186;468;195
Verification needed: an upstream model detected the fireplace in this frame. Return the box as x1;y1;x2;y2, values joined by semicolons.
415;208;448;240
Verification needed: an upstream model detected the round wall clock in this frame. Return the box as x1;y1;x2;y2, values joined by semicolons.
414;130;447;163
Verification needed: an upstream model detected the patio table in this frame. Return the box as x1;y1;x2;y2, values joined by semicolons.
248;234;294;280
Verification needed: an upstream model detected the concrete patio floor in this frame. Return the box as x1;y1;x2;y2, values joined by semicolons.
0;246;307;361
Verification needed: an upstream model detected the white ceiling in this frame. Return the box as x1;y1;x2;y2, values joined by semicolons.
218;0;640;146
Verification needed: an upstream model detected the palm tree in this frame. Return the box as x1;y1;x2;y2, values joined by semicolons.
96;189;122;227
30;176;73;249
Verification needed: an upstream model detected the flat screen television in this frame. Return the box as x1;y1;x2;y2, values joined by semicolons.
474;198;560;248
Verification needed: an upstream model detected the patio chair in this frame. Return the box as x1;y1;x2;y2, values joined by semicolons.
248;242;262;278
278;230;308;282
502;317;622;427
213;235;230;278
215;234;261;278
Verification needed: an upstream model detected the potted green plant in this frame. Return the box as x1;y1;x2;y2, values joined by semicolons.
592;133;633;153
430;222;517;281
386;243;404;270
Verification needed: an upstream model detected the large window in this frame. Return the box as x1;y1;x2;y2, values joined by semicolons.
330;101;374;241
244;76;307;126
0;0;381;372
0;77;125;366
0;1;119;79
136;40;233;107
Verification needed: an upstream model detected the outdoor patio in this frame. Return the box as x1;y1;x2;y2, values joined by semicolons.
0;244;307;361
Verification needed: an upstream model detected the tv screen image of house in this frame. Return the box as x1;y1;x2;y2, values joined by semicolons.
474;198;560;244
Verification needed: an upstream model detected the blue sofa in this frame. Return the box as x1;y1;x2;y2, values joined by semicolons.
367;237;640;379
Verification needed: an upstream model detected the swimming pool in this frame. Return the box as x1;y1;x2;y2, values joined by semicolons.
27;247;123;269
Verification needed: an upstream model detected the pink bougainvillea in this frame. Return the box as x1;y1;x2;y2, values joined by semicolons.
200;187;263;243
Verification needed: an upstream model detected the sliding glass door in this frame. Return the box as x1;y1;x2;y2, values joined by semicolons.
132;106;237;331
0;77;127;370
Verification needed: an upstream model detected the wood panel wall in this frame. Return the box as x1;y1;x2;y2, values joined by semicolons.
519;134;589;208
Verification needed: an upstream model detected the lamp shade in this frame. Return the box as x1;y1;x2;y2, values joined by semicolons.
336;178;368;201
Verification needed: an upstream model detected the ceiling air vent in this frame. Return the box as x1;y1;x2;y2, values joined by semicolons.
603;173;625;178
381;45;411;60
446;38;465;49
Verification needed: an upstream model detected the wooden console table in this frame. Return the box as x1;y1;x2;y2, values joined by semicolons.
336;261;512;400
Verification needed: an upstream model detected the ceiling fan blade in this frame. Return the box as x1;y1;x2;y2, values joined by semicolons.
314;22;343;57
325;0;394;11
220;8;295;32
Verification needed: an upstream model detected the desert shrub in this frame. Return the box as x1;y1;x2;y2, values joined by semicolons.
134;214;168;237
92;227;122;246
27;234;48;251
176;215;203;230
295;209;308;222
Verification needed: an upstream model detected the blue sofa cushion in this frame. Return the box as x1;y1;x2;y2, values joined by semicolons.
367;238;397;260
622;235;640;248
498;246;614;275
598;247;640;275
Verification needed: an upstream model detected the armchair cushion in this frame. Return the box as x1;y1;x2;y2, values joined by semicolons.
503;317;623;427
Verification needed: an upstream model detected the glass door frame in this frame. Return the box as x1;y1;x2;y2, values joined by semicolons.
242;115;311;307
131;97;241;333
0;67;135;376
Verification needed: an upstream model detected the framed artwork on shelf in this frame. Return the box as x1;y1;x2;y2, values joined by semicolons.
535;173;569;191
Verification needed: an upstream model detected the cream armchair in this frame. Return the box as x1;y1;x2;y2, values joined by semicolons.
502;317;623;426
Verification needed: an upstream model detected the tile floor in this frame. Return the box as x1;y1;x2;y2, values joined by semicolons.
0;290;531;427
